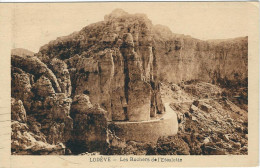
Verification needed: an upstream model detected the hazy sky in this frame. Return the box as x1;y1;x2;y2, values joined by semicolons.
12;2;254;52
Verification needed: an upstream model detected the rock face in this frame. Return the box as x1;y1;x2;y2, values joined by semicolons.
11;98;27;123
69;94;109;154
11;54;62;93
12;121;66;155
34;9;248;122
153;27;248;108
11;9;248;155
152;25;247;85
11;94;67;154
11;50;73;154
36;9;165;121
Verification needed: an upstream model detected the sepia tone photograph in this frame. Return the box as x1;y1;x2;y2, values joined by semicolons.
9;3;250;156
0;2;259;167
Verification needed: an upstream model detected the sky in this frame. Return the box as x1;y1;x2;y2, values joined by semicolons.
11;2;255;52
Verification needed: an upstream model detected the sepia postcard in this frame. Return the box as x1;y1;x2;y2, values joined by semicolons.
0;2;259;168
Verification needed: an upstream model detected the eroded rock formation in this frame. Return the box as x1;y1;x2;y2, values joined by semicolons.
69;94;109;154
36;9;165;121
152;25;248;85
11;50;73;154
11;9;248;155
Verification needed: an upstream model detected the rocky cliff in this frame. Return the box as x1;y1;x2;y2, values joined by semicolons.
36;9;165;121
153;24;248;85
11;49;73;154
11;49;109;154
11;9;248;155
153;26;248;107
37;9;248;106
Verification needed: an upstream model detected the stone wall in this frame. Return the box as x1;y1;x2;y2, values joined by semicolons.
109;103;178;143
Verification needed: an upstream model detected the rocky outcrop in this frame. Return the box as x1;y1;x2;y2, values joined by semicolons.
11;9;248;155
11;121;66;155
40;93;73;144
11;50;73;154
48;58;72;97
120;33;152;121
69;94;109;154
35;9;247;122
33;76;55;98
36;9;165;122
152;25;248;109
11;67;34;111
11;54;61;93
11;93;67;155
152;25;248;86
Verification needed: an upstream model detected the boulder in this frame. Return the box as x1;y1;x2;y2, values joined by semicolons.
71;94;93;114
201;143;226;155
190;104;199;113
199;103;213;113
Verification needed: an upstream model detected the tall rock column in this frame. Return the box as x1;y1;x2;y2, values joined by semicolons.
120;33;151;121
98;50;115;121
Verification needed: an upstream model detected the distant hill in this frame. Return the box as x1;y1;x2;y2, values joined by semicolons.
11;48;34;57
